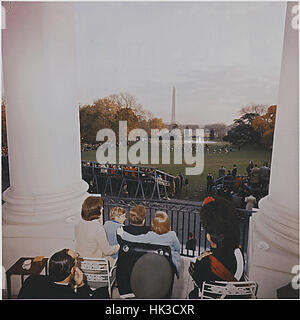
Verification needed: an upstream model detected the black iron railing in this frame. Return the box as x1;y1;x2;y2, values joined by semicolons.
101;196;253;264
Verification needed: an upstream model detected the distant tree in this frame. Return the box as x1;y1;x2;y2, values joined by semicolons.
209;128;215;140
113;107;139;137
235;112;259;126
252;105;277;149
239;104;268;117
149;117;165;130
223;123;260;146
223;111;260;146
109;92;139;109
79;92;163;143
261;130;274;149
79;97;118;143
223;104;276;147
109;92;156;133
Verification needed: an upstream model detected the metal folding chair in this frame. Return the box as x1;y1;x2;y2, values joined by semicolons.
79;257;117;298
200;280;258;299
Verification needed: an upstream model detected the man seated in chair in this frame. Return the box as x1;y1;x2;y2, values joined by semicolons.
123;205;151;236
117;211;181;299
115;204;151;298
188;197;245;299
18;248;94;299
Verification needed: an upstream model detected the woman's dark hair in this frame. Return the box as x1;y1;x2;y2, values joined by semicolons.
48;249;75;282
200;197;240;250
81;196;103;221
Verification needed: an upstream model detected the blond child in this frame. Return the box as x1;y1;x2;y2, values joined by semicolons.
104;207;127;259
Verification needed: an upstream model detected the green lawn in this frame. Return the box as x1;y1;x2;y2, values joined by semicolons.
81;142;272;201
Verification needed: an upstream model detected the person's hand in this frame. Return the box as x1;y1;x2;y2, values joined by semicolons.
73;267;85;287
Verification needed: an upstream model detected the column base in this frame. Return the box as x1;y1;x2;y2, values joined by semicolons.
248;195;299;298
2;180;89;225
2;219;79;297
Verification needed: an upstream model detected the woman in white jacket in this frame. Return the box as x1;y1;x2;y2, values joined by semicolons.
75;196;119;266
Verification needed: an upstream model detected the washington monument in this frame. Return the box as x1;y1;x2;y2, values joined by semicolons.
171;86;176;124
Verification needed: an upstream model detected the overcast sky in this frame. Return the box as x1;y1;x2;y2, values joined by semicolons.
74;1;286;126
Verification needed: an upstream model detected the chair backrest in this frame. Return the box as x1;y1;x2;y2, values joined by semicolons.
118;239;174;273
201;280;258;299
116;239;175;297
78;257;114;295
130;253;173;299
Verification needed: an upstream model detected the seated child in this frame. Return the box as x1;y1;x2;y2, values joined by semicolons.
104;207;127;259
117;211;181;276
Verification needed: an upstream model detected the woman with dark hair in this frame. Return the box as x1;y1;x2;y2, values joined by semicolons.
188;196;245;298
75;196;119;266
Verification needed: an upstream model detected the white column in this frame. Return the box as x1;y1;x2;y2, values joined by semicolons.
2;2;88;224
248;2;299;298
2;2;88;295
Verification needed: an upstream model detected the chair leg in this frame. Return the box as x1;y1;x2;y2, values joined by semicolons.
108;284;111;298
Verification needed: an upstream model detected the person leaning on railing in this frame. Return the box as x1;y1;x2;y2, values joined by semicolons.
188;196;245;299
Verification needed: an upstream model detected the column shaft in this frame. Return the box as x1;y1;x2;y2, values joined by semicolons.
248;2;299;298
2;2;88;224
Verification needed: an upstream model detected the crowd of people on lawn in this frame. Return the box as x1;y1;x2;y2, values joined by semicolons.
206;160;270;211
18;195;245;299
81;143;102;152
204;143;238;154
